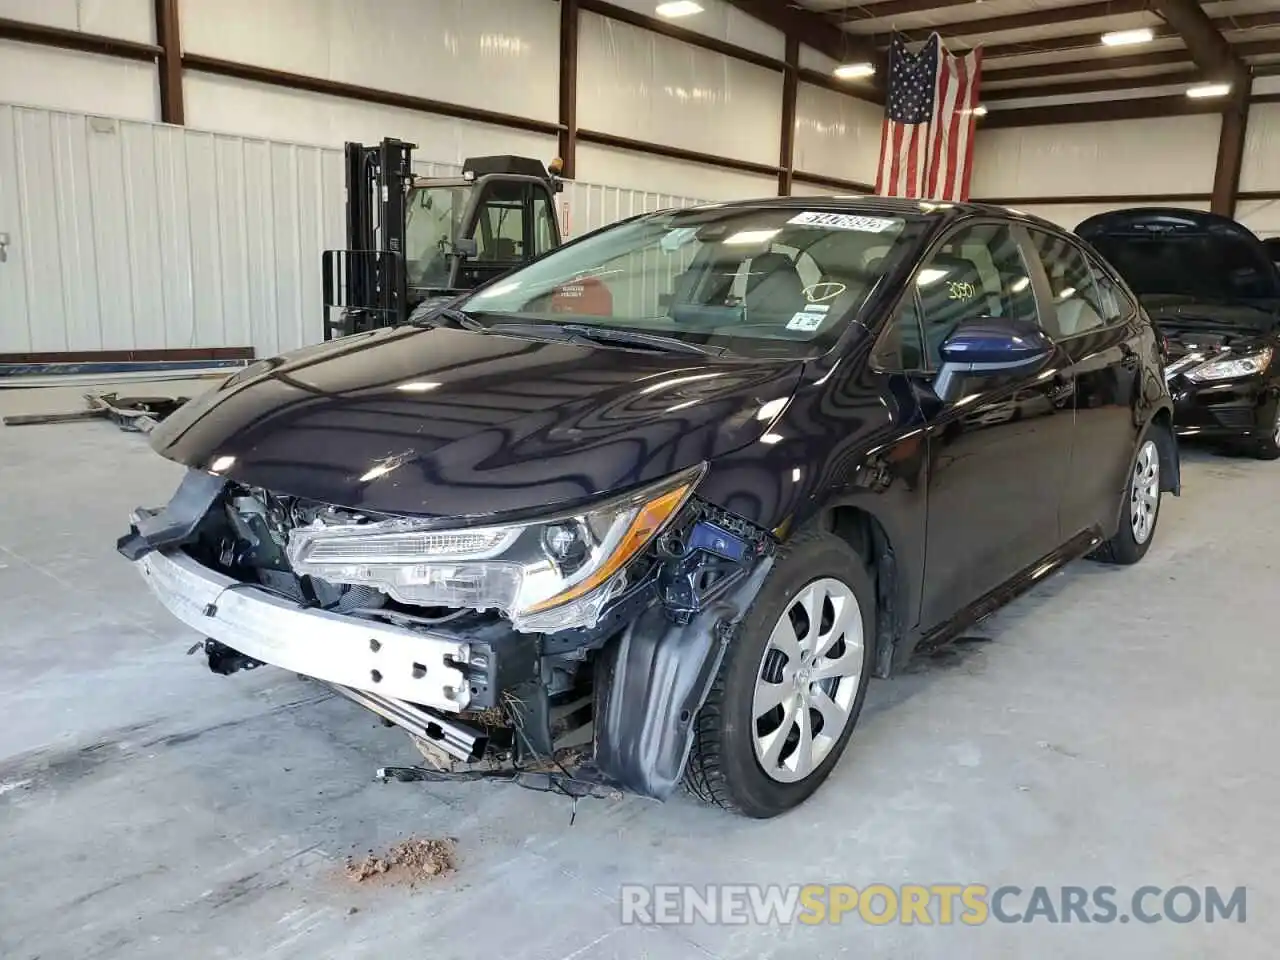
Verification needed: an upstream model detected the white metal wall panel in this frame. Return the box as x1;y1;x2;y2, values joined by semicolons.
574;143;777;201
793;82;882;185
0;0;154;43
790;182;866;198
601;0;785;59
577;12;783;168
179;0;560;123
1240;103;1280;192
1236;199;1280;239
1012;199;1212;232
0;41;158;122
0;104;348;357
0;103;729;360
971;115;1222;199
561;178;709;240
799;45;838;75
184;73;558;166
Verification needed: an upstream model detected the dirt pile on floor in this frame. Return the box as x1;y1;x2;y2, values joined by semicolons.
344;837;457;885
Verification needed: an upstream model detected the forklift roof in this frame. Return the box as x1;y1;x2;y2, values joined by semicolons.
463;155;551;181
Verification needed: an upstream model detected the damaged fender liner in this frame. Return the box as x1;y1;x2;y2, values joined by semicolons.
592;557;774;801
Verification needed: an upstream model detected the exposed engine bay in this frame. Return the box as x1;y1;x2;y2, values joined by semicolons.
119;468;775;801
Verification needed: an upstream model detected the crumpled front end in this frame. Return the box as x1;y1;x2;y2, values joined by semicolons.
120;467;775;800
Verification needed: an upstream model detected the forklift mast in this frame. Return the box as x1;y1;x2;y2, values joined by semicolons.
322;137;564;341
322;137;415;341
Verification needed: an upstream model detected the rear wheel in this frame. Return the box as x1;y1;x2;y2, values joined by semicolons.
1091;430;1162;565
684;530;875;818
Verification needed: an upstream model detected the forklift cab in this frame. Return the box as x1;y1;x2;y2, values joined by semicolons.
322;141;564;340
405;156;563;303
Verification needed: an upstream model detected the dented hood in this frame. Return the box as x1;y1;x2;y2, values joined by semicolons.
149;325;804;519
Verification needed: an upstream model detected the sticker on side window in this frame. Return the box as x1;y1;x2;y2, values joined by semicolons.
788;211;898;233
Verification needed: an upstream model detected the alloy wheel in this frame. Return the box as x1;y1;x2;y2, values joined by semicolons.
1130;439;1160;545
751;577;864;784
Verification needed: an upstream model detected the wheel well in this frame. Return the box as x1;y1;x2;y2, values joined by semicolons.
824;506;899;678
1149;408;1180;494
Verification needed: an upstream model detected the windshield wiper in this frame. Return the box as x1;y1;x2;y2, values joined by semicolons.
410;304;488;332
552;323;725;357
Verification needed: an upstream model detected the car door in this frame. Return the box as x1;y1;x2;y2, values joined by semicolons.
1027;229;1146;540
916;221;1077;631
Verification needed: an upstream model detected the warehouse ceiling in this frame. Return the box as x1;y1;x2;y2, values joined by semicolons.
781;0;1280;112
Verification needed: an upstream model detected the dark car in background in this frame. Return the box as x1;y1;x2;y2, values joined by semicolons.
120;198;1177;818
1078;208;1280;459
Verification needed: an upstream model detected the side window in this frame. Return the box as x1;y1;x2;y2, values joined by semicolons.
1089;264;1134;325
474;184;526;261
1028;231;1106;338
916;223;1038;367
871;295;926;371
532;190;557;257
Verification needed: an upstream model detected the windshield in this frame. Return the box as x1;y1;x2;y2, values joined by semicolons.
458;206;918;358
405;184;472;290
1088;233;1280;305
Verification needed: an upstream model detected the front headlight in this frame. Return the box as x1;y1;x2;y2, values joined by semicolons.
1185;348;1273;382
286;464;704;632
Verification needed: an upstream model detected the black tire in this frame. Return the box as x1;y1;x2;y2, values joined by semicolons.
1249;411;1280;460
1091;424;1164;566
684;528;875;818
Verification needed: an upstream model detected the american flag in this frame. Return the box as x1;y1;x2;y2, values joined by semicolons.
875;33;983;201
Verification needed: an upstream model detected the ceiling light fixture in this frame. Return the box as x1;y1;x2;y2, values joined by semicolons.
834;62;876;80
1187;82;1231;98
1101;28;1155;47
655;1;703;18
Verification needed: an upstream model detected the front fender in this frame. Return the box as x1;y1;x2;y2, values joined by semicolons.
592;557;773;800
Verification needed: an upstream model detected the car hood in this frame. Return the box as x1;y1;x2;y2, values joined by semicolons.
149;326;804;519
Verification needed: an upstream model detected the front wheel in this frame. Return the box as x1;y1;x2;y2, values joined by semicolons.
1091;430;1162;565
1249;405;1280;460
684;530;875;818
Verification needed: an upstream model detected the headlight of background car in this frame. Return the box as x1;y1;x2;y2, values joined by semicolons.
285;464;704;633
1185;347;1273;382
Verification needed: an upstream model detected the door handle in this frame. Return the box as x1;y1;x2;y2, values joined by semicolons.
0;232;9;263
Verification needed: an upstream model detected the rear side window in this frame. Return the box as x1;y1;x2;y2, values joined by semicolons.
1089;265;1135;324
1028;231;1109;338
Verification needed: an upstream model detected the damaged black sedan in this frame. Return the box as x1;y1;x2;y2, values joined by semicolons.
121;198;1177;818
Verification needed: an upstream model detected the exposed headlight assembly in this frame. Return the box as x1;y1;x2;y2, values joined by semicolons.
1185;347;1273;382
286;464;705;632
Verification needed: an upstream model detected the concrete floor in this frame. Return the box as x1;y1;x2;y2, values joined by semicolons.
0;417;1276;960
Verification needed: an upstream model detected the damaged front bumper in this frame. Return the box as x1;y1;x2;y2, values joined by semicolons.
135;539;474;712
120;469;776;802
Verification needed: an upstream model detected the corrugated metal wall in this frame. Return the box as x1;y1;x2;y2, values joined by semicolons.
0;102;711;359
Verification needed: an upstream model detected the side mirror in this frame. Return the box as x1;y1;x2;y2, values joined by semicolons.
934;317;1054;402
452;237;478;259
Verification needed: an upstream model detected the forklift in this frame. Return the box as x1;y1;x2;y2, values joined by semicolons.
322;137;565;340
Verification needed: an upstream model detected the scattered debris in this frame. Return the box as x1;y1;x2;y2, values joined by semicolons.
2;392;191;433
344;837;458;886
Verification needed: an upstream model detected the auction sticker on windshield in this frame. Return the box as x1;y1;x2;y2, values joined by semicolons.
788;212;899;233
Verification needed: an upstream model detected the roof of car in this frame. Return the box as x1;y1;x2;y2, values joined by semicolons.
687;194;1064;233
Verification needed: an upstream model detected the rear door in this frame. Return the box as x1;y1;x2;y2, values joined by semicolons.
1026;229;1146;540
916;222;1077;630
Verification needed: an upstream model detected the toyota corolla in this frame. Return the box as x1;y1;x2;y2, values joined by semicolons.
120;198;1178;818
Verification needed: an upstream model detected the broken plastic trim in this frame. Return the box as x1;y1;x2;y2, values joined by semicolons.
117;468;226;561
